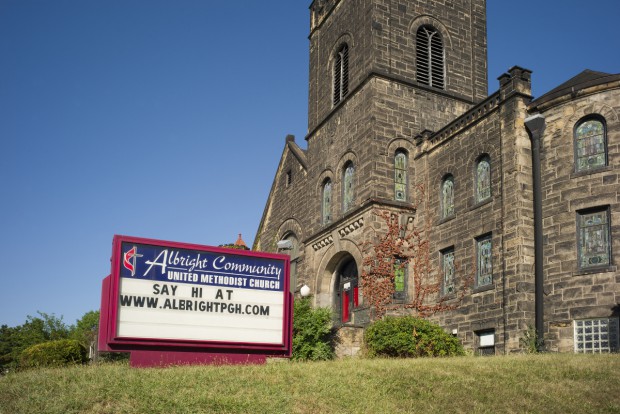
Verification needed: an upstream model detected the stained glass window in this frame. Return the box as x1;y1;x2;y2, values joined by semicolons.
476;157;491;203
578;209;611;269
393;258;407;301
343;163;355;212
441;175;454;219
442;248;455;295
395;150;407;202
574;318;619;353
575;118;607;172
322;179;332;225
476;235;492;287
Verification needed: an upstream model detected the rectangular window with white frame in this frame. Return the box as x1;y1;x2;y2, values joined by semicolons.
476;330;495;356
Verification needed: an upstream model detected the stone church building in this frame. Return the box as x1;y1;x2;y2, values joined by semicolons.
254;0;619;355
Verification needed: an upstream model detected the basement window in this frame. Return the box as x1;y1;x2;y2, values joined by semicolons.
476;330;495;356
574;318;619;353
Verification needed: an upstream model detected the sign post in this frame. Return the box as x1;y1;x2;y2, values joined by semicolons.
98;235;292;367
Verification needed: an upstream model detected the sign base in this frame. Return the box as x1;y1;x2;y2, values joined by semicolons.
129;349;268;368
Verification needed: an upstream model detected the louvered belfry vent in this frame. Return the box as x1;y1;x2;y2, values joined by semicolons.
333;44;349;105
416;26;444;89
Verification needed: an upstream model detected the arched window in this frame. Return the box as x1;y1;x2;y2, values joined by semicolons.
395;150;408;202
333;43;349;105
575;117;607;172
343;162;355;212
475;156;491;203
322;179;332;225
441;175;454;219
416;26;444;89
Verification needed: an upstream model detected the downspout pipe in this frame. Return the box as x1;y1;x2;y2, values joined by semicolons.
524;114;546;349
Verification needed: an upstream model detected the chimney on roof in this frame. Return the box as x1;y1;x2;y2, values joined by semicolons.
234;233;247;248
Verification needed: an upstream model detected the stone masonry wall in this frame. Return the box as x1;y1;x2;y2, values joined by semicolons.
536;87;620;352
371;0;487;103
407;67;535;354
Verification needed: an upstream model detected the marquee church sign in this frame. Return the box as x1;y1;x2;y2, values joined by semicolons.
98;235;292;367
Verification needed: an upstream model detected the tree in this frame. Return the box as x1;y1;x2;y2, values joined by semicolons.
70;310;100;349
360;185;472;320
0;312;69;370
0;324;19;370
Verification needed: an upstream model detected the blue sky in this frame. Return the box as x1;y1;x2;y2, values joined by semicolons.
1;0;619;328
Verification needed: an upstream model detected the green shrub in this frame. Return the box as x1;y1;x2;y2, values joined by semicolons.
364;316;465;358
20;339;88;368
292;297;335;361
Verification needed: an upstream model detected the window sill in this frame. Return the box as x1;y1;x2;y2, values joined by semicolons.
470;197;492;212
437;214;456;225
570;165;612;179
473;284;494;294
440;292;457;300
573;265;616;277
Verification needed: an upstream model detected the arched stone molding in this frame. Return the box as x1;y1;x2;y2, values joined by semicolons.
328;32;355;67
387;137;415;157
336;151;359;178
316;168;335;196
277;218;304;243
408;15;453;50
560;102;619;139
434;168;456;192
314;240;363;308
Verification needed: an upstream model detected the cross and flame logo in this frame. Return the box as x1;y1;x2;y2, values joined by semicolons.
123;246;143;277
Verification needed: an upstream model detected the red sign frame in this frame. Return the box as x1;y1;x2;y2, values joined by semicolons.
98;235;293;367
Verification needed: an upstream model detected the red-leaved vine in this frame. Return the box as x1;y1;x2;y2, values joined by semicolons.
360;185;472;320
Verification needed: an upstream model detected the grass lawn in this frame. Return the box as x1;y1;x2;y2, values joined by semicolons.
1;354;619;414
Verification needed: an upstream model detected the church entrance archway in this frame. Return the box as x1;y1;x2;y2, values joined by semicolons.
334;256;359;323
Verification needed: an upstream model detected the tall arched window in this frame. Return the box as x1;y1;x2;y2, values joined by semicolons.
575;116;607;172
343;162;355;212
416;26;444;89
475;156;491;203
333;43;349;105
395;150;408;202
322;179;332;225
441;175;454;219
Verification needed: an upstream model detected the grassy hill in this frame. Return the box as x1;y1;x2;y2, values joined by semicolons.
1;354;619;414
